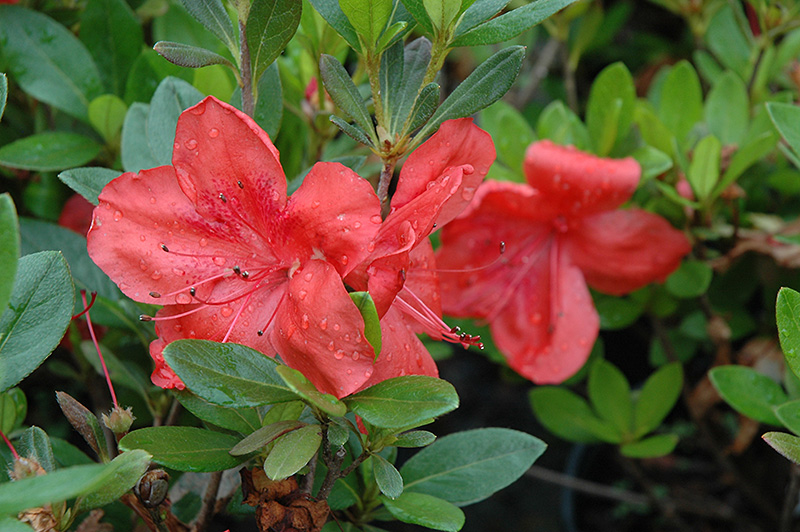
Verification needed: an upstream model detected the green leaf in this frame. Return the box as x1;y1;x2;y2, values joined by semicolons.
634;101;675;158
121;103;159;172
588;359;633;436
0;133;102;172
686;135;721;201
536;100;590;151
58;167;121;206
416;46;524;140
401;0;435;35
455;0;508;37
634;362;683;438
75;449;152;511
595;293;644;330
776;400;800;436
162;339;298;408
330;115;374;145
665;260;712;299
373;454;403;499
119;427;245;472
89;94;128;143
319;54;376;144
705;5;750;77
658;61;702;145
631;145;673;181
0;73;7;121
0;388;26;437
177;390;261;434
585;62;635;156
275;365;347;417
0;450;151;515
422;0;460;30
401;428;545;506
341;0;392;46
18;427;55;473
389;37;432;135
620;434;678;458
393;430;436;448
147;77;204;165
530;386;621;443
345;376;458;429
0;195;19;314
451;0;576;46
712;131;778;198
230;420;306;455
778;287;800;381
382;492;464;531
154;41;234;69
763;431;800;464
405;82;440;134
709;366;787;425
768;102;800;160
80;0;144;96
704;71;749;146
350;292;382;356
0;252;73;392
308;0;362;51
480;101;536;172
247;0;302;82
263;424;322;480
0;516;34;532
230;62;284;138
179;0;238;54
0;5;103;121
376;21;408;52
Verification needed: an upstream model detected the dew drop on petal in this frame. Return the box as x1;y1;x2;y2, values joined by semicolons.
346;369;353;375
199;238;208;247
139;235;146;242
151;270;162;280
209;128;219;138
176;293;192;304
298;290;307;300
353;221;362;229
118;282;128;291
213;256;226;266
172;268;185;276
328;341;335;351
173;324;183;332
367;242;375;252
139;260;148;271
333;323;340;331
221;306;234;317
364;367;373;378
319;318;328;330
344;334;351;341
185;139;198;150
341;255;348;265
404;343;411;352
311;200;320;209
351;352;359;361
370;215;382;224
150;197;157;204
113;210;123;221
334;350;345;360
304;272;313;282
301;314;310;329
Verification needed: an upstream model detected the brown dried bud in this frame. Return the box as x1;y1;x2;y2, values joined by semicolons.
134;469;170;508
10;457;46;481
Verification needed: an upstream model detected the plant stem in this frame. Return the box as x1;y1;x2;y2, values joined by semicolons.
560;41;578;113
191;471;223;532
317;447;347;500
238;20;254;118
376;159;397;217
365;49;385;131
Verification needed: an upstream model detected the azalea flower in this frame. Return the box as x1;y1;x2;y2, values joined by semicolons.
436;140;691;383
88;96;384;397
345;118;496;386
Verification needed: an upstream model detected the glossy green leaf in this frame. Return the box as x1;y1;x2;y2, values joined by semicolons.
763;431;800;464
382;492;464;531
89;94;128;143
327;418;350;447
308;0;362;51
778;287;800;380
18;427;55;473
455;0;508;36
480;101;535;171
658;61;702;145
247;0;302;81
376;21;408;52
776;400;800;435
154;41;234;69
58;167;121;206
162;339;298;407
588;359;632;436
0;252;73;392
319;54;376;144
620;434;678;458
341;0;392;46
0;195;19;314
634;362;683;438
709;366;787;425
416;46;524;140
705;71;749;146
121;103;158;172
0;133;102;172
275;365;347;417
401;428;545;506
75;449;152;511
345;376;458;429
686;135;721;201
665;260;712;299
147;77;204;165
177;390;261;434
393;430;436;448
80;0;143;96
350;292;382;356
530;386;621;443
452;0;576;46
119;427;245;472
179;0;237;53
263;424;322;480
585;62;635;156
0;451;151;515
0;73;7;121
230;420;306;455
0;5;103;121
373;453;403;499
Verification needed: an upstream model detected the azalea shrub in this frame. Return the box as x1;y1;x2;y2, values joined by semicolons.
5;0;800;531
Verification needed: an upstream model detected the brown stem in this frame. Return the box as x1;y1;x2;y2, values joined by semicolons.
338;451;369;481
191;471;223;532
527;465;649;506
238;20;254;118
301;452;318;495
376;159;397;218
512;37;560;108
317;447;347;500
780;464;800;532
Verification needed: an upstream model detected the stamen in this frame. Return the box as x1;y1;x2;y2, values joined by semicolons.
160;243;169;252
233;265;241;276
257;293;286;337
241;271;250;279
81;290;119;408
219;193;227;203
0;430;18;460
237;180;244;189
140;306;206;321
431;241;506;274
221;289;256;343
396;291;483;349
71;291;97;320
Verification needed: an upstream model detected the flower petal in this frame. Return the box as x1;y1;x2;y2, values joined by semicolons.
565;209;691;295
87;166;274;305
149;339;184;390
523;140;640;218
286;162;381;276
172;97;287;238
393;118;495;227
271;260;376;398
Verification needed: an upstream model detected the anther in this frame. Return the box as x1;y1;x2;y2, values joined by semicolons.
450;326;460;333
257;330;264;336
237;180;244;189
219;193;227;203
433;223;437;228
189;287;196;296
399;269;406;281
233;265;241;276
149;291;161;298
160;244;169;252
139;315;153;321
499;241;506;254
241;271;250;279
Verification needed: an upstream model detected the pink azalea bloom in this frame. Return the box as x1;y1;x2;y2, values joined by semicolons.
436;140;691;384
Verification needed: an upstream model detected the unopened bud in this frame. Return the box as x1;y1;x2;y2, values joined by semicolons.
134;469;170;508
102;406;135;435
10;457;46;481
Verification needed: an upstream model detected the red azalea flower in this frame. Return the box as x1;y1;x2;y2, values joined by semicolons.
59;194;95;235
87;96;384;398
436;140;691;383
345;118;496;387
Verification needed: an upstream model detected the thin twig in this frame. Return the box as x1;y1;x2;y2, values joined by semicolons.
191;471;223;532
512;37;561;108
317;447;347;500
376;160;397;218
526;465;650;506
560;41;578;113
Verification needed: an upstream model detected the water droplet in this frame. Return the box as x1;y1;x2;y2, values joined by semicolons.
370;215;382;224
185;138;198;150
199;238;208;247
346;369;353;375
213;256;226;266
139;259;148;271
221;306;234;317
113;210;123;221
404;343;411;352
364;367;373;378
151;270;162;280
139;235;146;241
319;318;328;330
327;341;335;351
337;214;345;221
118;282;128;291
173;324;183;332
176;293;192;304
301;314;310;329
311;200;320;209
341;255;348;265
209;128;219;138
367;242;375;252
461;187;475;201
172;268;185;276
304;272;313;282
149;197;156;204
333;323;340;331
344;334;351;341
298;290;307;300
351;351;359;360
334;350;345;360
353;221;361;229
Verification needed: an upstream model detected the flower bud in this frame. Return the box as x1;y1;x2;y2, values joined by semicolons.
134;469;170;508
102;406;135;436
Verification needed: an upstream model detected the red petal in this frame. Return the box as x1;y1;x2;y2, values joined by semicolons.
87;166;274;305
286;162;381;276
172;97;287;236
149;339;185;390
59;194;94;235
393;118;496;227
565;209;691;295
523;140;640;218
270;260;376;398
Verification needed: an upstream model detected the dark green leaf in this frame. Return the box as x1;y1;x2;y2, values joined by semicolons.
350;292;382;356
400;0;435;35
123;48;194;105
18;427;55;473
776;400;800;436
480;100;535;172
416;46;524;140
0;133;102;172
230;420;306;455
530;386;620;443
58;167;122;206
177;390;262;434
319;54;376;144
595;293;644;330
406;83;440;134
778;287;800;381
275;366;347;417
119;426;245;472
89;94;128;143
382;492;464;531
763;431;800;464
631;145;673;181
401;428;545;506
308;0;362;51
588;359;632;436
393;430;436;447
389;37;432;135
345;376;458;429
665;260;712;299
585;62;635;156
147;77;204;165
247;0;302;81
179;0;237;53
0;194;19;313
121;103;159;172
0;387;26;437
0;73;7;120
0;5;103;121
154;41;234;69
75;449;152;511
263;424;322;480
452;0;577;46
768;102;800;160
330;116;374;146
0;252;73;392
162;339;298;408
373;454;403;499
620;434;678;458
376;21;408;52
713;131;778;198
455;0;509;37
709;366;787;425
634;362;683;438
